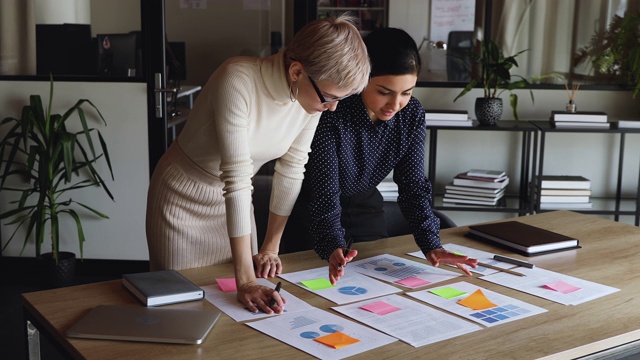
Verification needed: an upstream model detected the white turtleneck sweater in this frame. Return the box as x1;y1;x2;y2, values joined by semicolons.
177;50;320;238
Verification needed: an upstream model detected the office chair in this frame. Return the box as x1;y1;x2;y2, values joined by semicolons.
383;201;457;237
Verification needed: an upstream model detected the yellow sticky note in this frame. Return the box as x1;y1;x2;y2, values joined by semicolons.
457;289;498;310
429;286;467;299
314;331;360;349
300;278;334;290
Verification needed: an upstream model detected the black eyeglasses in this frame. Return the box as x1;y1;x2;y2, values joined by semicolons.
308;75;351;104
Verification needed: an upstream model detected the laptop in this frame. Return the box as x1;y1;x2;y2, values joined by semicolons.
66;304;221;344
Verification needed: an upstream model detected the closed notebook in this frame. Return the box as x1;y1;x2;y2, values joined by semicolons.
66;304;220;344
467;221;580;256
122;269;204;307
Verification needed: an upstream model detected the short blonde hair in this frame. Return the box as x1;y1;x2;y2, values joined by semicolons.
286;14;370;93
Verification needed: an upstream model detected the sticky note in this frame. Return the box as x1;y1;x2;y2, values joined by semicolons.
314;331;360;349
395;277;430;288
360;301;402;315
457;289;497;310
301;278;335;290
429;286;467;299
543;280;581;294
216;278;237;292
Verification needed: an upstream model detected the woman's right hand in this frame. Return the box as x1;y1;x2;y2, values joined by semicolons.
236;280;286;314
328;247;358;285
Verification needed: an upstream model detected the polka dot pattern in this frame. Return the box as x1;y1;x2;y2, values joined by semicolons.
305;95;442;260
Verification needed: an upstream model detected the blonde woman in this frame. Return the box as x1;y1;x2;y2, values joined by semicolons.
146;15;370;314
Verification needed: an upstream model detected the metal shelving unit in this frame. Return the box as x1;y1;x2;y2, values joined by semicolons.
531;121;640;225
427;120;539;217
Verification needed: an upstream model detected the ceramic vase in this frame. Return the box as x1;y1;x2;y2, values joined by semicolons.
475;98;503;125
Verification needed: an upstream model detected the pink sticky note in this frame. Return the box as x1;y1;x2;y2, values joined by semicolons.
543;280;581;294
395;277;430;288
216;278;237;292
360;301;402;315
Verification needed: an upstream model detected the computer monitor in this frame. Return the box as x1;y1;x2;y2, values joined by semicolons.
36;24;93;76
96;32;139;77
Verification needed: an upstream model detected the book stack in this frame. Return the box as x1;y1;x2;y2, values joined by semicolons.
611;120;640;129
424;109;473;127
443;169;509;206
550;111;610;129
537;175;593;209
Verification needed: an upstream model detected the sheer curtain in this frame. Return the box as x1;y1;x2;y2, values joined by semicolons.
491;0;574;81
0;0;36;75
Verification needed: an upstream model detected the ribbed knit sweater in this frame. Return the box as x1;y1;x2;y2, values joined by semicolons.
175;50;320;237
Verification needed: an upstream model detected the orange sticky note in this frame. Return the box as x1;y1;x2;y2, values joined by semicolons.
314;331;360;349
457;289;497;310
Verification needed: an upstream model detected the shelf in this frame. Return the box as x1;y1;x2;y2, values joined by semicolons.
537;197;639;216
531;120;640;225
433;195;530;214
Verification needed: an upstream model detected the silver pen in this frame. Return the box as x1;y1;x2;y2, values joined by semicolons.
493;254;535;269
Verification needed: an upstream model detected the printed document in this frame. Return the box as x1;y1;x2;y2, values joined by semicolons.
332;294;481;347
407;243;518;276
279;266;402;304
202;278;314;322
480;267;619;305
247;307;396;359
407;281;547;327
349;254;461;287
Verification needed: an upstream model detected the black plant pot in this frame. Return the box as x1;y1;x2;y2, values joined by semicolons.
475;98;503;125
37;251;76;288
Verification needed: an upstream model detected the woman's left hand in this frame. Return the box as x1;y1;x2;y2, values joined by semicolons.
253;251;282;278
426;248;478;276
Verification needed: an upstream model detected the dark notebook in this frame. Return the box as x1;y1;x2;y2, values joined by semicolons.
467;221;581;256
122;269;204;307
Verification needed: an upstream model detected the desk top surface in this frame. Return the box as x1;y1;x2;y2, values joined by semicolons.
22;211;640;360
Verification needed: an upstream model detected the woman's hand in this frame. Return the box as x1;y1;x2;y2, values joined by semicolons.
328;247;358;285
426;248;478;276
236;280;286;314
253;251;282;278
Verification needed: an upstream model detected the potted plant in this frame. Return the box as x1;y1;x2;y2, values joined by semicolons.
574;11;640;98
0;77;114;287
453;39;534;125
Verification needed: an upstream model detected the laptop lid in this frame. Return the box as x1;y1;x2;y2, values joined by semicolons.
66;304;221;345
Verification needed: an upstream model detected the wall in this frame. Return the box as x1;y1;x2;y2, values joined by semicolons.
164;0;286;86
0;81;150;260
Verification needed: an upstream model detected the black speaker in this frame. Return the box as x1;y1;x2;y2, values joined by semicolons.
36;24;93;76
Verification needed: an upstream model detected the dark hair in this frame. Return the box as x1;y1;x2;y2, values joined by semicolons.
364;28;421;77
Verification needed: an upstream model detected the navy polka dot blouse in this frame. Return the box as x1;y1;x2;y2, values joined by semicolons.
305;94;443;260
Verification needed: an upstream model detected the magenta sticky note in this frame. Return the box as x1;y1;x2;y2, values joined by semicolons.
360;301;402;315
543;280;581;294
216;278;237;292
395;276;430;288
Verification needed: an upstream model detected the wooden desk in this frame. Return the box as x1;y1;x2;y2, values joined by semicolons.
22;211;640;359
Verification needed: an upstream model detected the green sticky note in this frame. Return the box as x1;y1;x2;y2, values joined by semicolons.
301;278;335;290
430;286;467;299
453;250;465;256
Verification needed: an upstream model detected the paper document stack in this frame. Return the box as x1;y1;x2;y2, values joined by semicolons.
550;111;609;128
443;169;508;206
536;175;592;209
424;109;473;127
